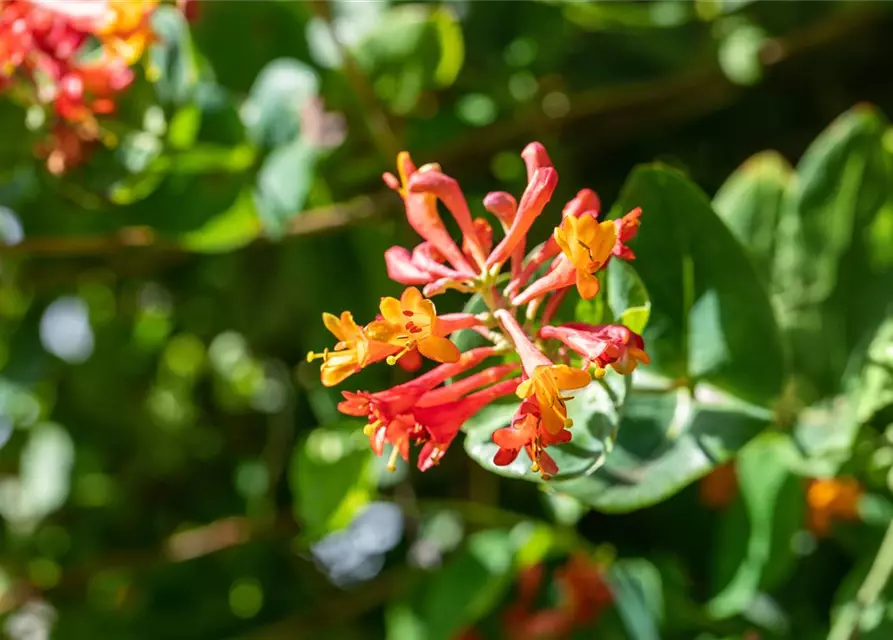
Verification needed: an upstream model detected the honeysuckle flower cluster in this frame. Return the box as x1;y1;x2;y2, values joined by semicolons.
0;0;189;173
307;142;648;478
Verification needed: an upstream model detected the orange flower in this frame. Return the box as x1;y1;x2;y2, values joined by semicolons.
553;213;617;300
807;477;862;536
306;311;398;387
700;462;738;510
370;287;461;365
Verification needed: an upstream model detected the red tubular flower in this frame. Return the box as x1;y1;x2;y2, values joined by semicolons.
492;398;571;478
407;171;488;270
416;363;518;407
415;378;520;471
486;166;559;271
613;207;642;261
521;141;553;178
383;153;477;276
495;309;590;435
484;191;526;280
338;346;499;425
383;246;432;285
540;323;650;377
504;188;601;299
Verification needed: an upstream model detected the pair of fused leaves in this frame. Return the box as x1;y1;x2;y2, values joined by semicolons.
465;162;783;512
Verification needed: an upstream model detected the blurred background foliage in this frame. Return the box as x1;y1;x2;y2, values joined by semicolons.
3;1;893;638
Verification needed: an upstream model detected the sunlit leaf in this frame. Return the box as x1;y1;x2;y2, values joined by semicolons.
290;421;375;541
714;150;793;283
613;165;786;407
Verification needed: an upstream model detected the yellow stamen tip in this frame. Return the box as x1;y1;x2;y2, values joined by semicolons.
564;418;574;428
593;367;606;379
387;445;401;472
386;355;398;366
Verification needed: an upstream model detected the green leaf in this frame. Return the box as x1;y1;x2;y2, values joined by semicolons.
464;372;629;482
148;7;200;104
354;5;465;114
290;421;375;541
708;433;804;618
242;58;319;149
772;106;892;398
614;165;786;407
387;529;517;640
773;105;889;309
609;558;664;640
180;187;261;253
556;384;771;512
606;259;651;334
713;151;793;283
253;139;317;237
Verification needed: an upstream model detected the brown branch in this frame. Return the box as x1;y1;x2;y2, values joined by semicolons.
0;5;883;259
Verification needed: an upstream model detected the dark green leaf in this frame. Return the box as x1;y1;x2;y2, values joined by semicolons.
242;58;319;149
557;384;771;512
713;150;793;283
254;139;317;236
614;165;786;406
609;558;664;640
708;433;804;618
149;7;200;104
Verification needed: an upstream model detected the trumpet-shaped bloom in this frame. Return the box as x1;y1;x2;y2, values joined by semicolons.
414;378;520;471
553;213;617;299
338;346;500;424
492;398;571;478
306;311;398;387
408;170;488;270
370;287;461;365
504;188;601;299
613;207;642;261
495;310;591;435
540;323;650;377
486;165;558;270
383;153;476;276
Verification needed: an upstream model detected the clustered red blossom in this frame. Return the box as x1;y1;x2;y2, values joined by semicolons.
456;554;613;640
0;0;194;174
307;142;648;478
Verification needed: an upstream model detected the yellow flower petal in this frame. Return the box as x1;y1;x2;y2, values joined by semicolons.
417;335;460;363
516;378;534;399
576;271;601;300
401;286;424;309
550;365;592;390
379;296;404;325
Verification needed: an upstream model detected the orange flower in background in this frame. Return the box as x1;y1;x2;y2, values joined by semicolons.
700;462;739;510
807;477;862;536
503;554;613;639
